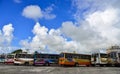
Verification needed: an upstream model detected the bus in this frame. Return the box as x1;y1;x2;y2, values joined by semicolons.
33;53;59;66
91;52;108;66
14;53;34;65
107;46;120;66
107;51;120;66
59;52;91;66
4;54;15;64
0;54;5;63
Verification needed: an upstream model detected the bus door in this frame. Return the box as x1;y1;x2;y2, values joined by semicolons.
94;53;100;64
110;52;117;63
91;53;99;64
117;53;120;63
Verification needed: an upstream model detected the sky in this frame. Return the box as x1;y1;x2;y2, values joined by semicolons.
0;0;120;54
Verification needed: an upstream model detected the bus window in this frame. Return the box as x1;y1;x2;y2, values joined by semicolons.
26;54;33;58
50;56;54;59
15;54;20;58
85;55;91;60
73;54;78;59
41;55;45;58
65;54;72;59
59;53;64;58
110;52;116;58
36;54;40;58
7;55;14;59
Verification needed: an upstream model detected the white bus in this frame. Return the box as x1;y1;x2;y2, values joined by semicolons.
91;49;108;66
14;53;34;65
107;46;120;66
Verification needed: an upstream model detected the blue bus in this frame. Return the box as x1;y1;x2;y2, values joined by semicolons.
34;52;59;66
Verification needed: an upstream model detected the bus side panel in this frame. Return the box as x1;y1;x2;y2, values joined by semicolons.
34;58;46;65
59;58;75;66
14;58;26;65
73;59;91;66
14;58;34;65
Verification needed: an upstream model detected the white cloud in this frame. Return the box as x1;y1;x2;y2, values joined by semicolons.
22;5;43;21
72;0;120;22
3;23;14;44
0;24;14;54
60;0;120;52
20;0;120;54
0;24;14;46
42;5;56;20
20;22;86;53
22;5;56;21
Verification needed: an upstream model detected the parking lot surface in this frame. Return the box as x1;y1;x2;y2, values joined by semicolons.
0;64;120;74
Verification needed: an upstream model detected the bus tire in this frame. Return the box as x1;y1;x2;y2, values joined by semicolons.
100;64;104;67
45;62;50;66
91;64;95;67
24;62;29;66
47;62;50;66
33;63;36;66
74;63;79;67
86;65;90;67
14;63;18;66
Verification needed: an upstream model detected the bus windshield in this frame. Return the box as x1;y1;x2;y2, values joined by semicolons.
7;55;14;58
100;54;107;58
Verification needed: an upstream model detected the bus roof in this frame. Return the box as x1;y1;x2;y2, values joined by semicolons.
91;49;107;54
35;53;59;56
60;52;91;56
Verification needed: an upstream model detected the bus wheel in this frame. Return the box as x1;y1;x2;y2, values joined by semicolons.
115;64;119;67
75;63;79;67
14;63;19;66
24;62;29;66
86;65;90;67
91;64;95;67
33;63;36;66
45;62;50;66
100;64;104;67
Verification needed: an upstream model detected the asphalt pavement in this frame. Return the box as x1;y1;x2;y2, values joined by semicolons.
0;64;119;74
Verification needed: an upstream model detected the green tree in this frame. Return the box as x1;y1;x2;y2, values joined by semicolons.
11;49;22;54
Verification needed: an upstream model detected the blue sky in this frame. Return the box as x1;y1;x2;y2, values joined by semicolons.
0;0;120;54
0;0;74;47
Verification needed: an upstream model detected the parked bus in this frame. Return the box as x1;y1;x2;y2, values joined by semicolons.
0;54;5;63
107;51;120;66
59;52;91;66
107;46;120;66
34;53;59;66
91;49;108;66
14;53;34;65
4;54;15;64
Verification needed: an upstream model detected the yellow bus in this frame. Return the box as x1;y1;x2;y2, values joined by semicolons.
59;52;91;66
